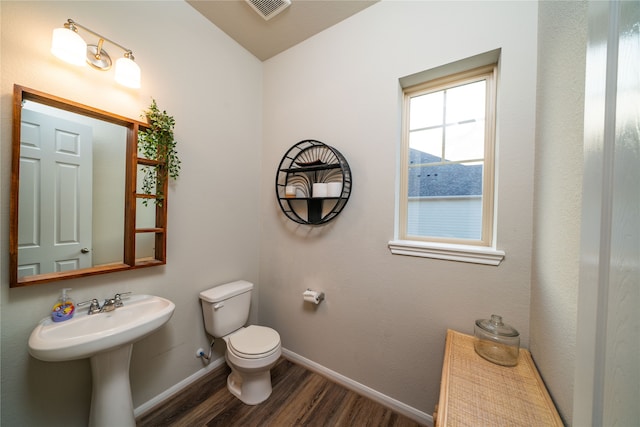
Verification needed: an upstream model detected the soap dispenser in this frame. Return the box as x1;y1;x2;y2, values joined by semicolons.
51;288;75;322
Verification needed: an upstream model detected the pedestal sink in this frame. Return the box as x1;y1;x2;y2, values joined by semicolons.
28;294;175;427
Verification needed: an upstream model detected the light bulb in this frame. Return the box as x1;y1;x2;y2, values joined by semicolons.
51;27;86;66
114;56;141;88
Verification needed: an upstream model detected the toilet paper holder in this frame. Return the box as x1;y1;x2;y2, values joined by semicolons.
303;289;325;304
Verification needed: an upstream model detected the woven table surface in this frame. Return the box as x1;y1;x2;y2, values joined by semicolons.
436;330;563;427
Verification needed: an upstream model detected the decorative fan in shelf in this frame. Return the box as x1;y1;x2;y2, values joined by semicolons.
286;175;311;197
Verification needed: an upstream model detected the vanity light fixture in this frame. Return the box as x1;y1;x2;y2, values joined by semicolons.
51;19;141;89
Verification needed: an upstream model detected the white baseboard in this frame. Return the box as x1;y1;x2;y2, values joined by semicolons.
281;348;433;426
134;356;227;418
134;348;433;426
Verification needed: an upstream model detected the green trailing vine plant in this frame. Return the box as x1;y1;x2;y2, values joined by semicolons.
138;99;181;206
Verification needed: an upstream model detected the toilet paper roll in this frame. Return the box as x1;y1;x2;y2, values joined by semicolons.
304;294;320;304
303;289;324;304
312;183;328;198
327;182;342;197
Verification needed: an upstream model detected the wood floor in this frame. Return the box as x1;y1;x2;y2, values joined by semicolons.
136;357;424;426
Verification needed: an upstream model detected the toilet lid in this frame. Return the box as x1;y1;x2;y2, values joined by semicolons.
228;325;280;359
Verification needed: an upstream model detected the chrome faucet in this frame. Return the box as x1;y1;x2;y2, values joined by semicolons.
114;292;131;308
100;298;117;312
78;292;131;315
78;298;101;315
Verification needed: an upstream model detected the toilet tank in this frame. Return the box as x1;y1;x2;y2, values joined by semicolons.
199;280;253;337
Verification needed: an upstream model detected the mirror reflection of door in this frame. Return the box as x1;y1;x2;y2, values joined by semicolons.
18;108;93;277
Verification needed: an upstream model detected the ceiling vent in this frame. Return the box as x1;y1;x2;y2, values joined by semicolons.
245;0;291;21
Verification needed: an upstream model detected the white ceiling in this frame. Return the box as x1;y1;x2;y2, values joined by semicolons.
187;0;378;61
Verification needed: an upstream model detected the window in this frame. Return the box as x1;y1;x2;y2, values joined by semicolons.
390;58;504;265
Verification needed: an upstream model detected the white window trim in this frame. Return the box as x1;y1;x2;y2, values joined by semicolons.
391;50;506;266
388;239;505;266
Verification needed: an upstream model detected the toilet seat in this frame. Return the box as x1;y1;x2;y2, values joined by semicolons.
227;325;280;359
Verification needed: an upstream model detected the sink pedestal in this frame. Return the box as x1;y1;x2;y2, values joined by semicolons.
89;344;135;427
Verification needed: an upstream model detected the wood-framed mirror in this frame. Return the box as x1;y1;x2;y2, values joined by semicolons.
9;85;168;288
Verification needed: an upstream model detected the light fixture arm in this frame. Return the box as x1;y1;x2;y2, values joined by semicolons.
66;19;133;56
95;38;106;61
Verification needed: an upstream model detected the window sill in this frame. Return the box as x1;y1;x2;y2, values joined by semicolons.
388;240;505;266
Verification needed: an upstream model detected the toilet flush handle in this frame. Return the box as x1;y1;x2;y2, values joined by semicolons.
213;302;224;310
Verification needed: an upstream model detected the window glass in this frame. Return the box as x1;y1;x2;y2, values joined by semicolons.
409;91;444;130
400;65;496;246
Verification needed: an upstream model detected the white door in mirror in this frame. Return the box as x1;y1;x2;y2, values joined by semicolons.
18;108;93;277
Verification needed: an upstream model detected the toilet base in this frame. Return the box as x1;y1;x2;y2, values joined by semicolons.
227;369;273;405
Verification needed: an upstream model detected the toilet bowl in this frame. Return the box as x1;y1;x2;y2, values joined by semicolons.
223;325;281;405
199;281;282;405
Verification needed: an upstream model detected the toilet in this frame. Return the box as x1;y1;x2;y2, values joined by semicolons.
199;280;281;405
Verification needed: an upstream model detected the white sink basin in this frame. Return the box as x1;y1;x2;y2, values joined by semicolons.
28;294;175;362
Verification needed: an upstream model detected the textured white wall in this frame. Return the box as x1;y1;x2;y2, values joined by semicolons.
260;0;538;414
0;2;262;425
531;2;587;424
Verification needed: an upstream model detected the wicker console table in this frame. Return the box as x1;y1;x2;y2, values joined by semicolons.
435;330;563;426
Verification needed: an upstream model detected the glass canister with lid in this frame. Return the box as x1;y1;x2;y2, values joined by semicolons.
474;314;520;366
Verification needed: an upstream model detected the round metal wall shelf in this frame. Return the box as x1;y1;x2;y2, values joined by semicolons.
275;140;352;225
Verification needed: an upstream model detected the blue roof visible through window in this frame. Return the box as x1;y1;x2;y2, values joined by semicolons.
408;149;482;197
